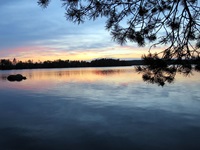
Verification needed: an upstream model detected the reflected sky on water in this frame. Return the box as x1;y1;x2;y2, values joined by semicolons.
0;67;200;150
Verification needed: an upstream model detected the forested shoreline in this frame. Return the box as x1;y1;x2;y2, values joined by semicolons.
1;57;199;70
0;58;143;70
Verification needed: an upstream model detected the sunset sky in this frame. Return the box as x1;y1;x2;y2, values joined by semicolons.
0;1;160;62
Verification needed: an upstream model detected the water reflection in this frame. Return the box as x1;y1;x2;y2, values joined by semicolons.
0;68;132;80
0;67;200;150
135;55;200;86
1;65;199;87
135;64;196;86
94;69;122;75
0;67;142;91
0;69;115;82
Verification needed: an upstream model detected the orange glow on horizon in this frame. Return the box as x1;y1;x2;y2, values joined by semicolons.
0;67;143;92
0;45;164;62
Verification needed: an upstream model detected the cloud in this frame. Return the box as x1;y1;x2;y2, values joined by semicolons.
0;1;67;48
0;1;152;61
0;1;112;49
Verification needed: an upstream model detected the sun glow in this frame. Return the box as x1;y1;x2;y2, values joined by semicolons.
0;45;156;62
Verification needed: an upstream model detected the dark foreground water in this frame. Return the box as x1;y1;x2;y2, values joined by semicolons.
0;67;200;150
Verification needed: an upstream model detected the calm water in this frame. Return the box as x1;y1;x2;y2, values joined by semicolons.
0;67;200;150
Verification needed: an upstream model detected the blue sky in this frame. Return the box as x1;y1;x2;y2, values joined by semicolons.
0;1;153;61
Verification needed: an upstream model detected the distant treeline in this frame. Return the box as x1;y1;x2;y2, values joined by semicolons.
0;58;142;70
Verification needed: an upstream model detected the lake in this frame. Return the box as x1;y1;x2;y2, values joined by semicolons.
0;67;200;150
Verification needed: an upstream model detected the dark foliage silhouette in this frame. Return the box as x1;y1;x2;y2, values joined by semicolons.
90;58;128;67
136;54;200;86
0;58;130;70
38;0;200;61
0;59;12;69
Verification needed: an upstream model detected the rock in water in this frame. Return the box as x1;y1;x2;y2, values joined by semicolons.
7;74;27;82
